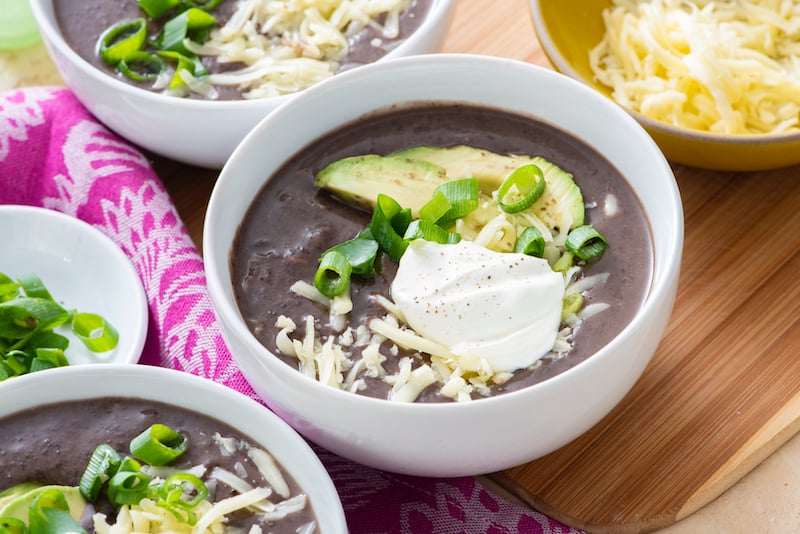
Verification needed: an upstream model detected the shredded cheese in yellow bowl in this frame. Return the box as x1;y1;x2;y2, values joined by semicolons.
529;0;800;171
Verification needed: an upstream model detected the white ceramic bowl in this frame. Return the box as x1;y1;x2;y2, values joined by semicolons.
28;0;456;169
0;205;147;367
204;54;684;477
0;364;347;533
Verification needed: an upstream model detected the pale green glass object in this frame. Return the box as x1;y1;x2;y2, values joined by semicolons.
0;0;41;50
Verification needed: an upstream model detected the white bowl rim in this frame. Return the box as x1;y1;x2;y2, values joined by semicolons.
29;0;456;112
206;52;684;413
527;0;800;145
0;204;148;366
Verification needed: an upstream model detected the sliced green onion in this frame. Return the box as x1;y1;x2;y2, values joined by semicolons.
159;473;208;509
118;51;166;81
565;225;608;261
108;471;151;506
98;18;148;65
130;424;187;466
1;353;28;377
0;274;19;302
404;219;461;245
324;236;379;276
552;251;574;273
29;488;87;534
157;8;216;53
156;501;197;526
434;178;479;224
72;313;119;353
418;190;451;224
80;444;122;501
137;0;181;18
29;348;68;372
314;250;352;298
514;226;545;257
0;297;69;341
495;164;546;214
562;292;584;321
0;518;27;534
16;274;53;301
369;194;409;261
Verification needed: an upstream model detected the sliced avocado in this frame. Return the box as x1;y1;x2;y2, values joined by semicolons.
0;483;40;511
314;155;448;216
392;145;584;233
0;485;87;524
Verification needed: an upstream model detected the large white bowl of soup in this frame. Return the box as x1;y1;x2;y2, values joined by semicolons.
204;53;684;477
28;0;456;169
0;364;347;533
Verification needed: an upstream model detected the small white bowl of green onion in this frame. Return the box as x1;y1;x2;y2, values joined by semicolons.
0;205;147;379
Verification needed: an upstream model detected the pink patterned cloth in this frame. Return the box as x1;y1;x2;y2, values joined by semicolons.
0;87;582;534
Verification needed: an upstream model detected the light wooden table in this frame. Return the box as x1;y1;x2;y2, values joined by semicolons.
5;1;800;532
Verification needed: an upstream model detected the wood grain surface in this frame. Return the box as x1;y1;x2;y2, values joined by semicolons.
6;0;800;532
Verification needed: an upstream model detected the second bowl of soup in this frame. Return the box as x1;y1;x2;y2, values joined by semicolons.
204;53;684;477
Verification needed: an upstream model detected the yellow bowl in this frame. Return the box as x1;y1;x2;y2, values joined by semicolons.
529;0;800;171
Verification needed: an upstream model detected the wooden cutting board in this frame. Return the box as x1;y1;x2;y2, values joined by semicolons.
487;164;800;532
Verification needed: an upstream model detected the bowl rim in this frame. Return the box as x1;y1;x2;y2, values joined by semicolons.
0;363;348;532
29;0;456;111
527;0;800;146
205;52;684;412
0;204;148;367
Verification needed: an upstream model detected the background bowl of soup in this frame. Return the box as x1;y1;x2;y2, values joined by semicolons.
528;0;800;171
28;0;457;169
203;53;684;477
0;364;347;533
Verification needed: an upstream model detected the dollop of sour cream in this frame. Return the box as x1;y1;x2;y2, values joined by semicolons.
391;239;565;372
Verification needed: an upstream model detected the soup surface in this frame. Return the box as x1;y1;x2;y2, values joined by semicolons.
232;103;654;402
0;397;317;532
53;0;432;100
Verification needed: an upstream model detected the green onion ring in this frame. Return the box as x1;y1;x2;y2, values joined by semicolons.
130;424;187;466
72;312;119;353
118;51;166;82
314;250;352;298
80;444;122;501
514;226;545;257
108;471;151;506
562;292;584;321
495;164;546;214
98;18;148;66
29;488;87;534
565;225;608;261
159;473;208;508
16;273;53;301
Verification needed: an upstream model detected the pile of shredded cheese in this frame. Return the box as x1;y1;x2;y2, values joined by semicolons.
183;0;412;99
589;0;800;135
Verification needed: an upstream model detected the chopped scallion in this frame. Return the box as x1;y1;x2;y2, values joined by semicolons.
80;444;122;501
495;164;546;213
130;424;188;466
565;225;608;261
98;18;148;65
314;250;352;298
514;226;545;257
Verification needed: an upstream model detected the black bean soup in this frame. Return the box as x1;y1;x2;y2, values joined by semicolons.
232;103;654;402
0;398;317;532
53;0;433;100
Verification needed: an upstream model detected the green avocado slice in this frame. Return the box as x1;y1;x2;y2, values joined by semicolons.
0;485;87;525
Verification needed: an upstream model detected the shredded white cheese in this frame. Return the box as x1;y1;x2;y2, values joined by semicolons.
589;0;800;134
183;0;412;99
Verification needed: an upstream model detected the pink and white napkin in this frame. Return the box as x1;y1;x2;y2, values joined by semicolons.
0;87;582;534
